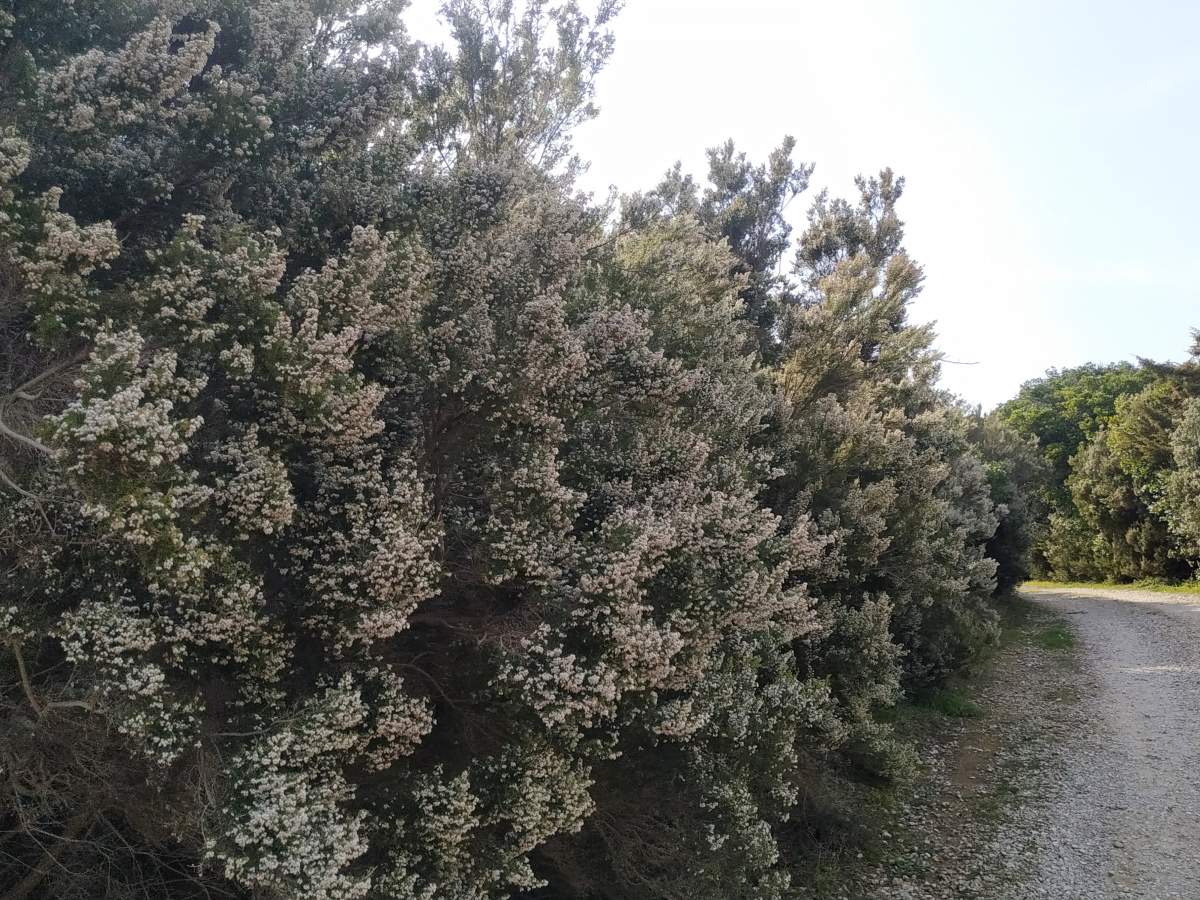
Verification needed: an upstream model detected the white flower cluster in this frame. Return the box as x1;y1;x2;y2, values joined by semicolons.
160;557;292;684
39;17;218;134
210;677;372;900
357;667;434;771
52;328;204;476
4;187;120;339
284;227;428;339
479;742;595;856
0;128;30;185
263;303;385;449
56;599;200;766
375;768;481;900
498;475;823;738
208;426;296;540
290;456;441;650
0;604;27;642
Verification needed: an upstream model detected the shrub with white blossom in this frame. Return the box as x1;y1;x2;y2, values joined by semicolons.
0;3;1019;899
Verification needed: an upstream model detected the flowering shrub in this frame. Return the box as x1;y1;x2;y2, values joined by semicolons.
0;3;1016;899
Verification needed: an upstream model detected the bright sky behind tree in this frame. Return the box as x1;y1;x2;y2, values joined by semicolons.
405;0;1200;408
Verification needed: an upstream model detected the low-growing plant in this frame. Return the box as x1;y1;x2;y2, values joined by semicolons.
917;688;986;719
1037;624;1075;650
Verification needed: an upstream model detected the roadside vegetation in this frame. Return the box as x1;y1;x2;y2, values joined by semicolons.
797;595;1082;898
999;358;1200;586
0;2;1188;899
0;3;1043;897
1025;579;1200;596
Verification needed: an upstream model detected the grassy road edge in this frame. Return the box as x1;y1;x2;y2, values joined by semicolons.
801;595;1083;898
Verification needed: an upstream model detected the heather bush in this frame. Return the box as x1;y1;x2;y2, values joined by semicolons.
0;3;1019;898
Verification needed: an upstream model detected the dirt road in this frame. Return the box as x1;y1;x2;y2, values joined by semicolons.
1018;586;1200;899
852;587;1200;900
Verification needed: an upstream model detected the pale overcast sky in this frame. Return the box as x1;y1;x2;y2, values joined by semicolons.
405;0;1200;408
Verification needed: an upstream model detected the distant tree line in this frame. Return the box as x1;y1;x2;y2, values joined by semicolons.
997;348;1200;583
0;2;1043;898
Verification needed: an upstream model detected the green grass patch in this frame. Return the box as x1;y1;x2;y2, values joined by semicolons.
914;687;985;719
1036;623;1074;650
995;594;1036;643
1023;578;1200;595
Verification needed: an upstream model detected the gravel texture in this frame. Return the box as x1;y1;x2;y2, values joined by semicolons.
1017;587;1200;899
848;586;1200;900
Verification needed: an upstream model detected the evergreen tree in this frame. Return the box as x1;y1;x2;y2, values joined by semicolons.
997;362;1158;576
1160;398;1200;563
997;363;1154;507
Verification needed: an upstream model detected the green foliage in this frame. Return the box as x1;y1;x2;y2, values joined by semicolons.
915;688;985;719
422;0;620;170
1067;431;1184;581
969;413;1048;593
622;135;811;356
997;363;1193;583
1023;578;1200;594
1036;625;1074;650
1107;380;1187;491
1037;377;1191;583
997;362;1155;505
1041;510;1110;581
1160;398;1200;560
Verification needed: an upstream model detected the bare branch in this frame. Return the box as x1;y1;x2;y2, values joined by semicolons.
0;465;38;500
9;640;42;718
0;804;95;900
0;417;50;457
3;352;86;406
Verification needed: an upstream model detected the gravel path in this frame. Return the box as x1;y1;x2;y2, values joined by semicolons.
849;586;1200;900
1018;586;1200;899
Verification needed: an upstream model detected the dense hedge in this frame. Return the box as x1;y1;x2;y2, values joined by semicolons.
0;3;1034;898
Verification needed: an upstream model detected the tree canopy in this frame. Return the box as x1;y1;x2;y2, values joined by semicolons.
1000;357;1200;582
